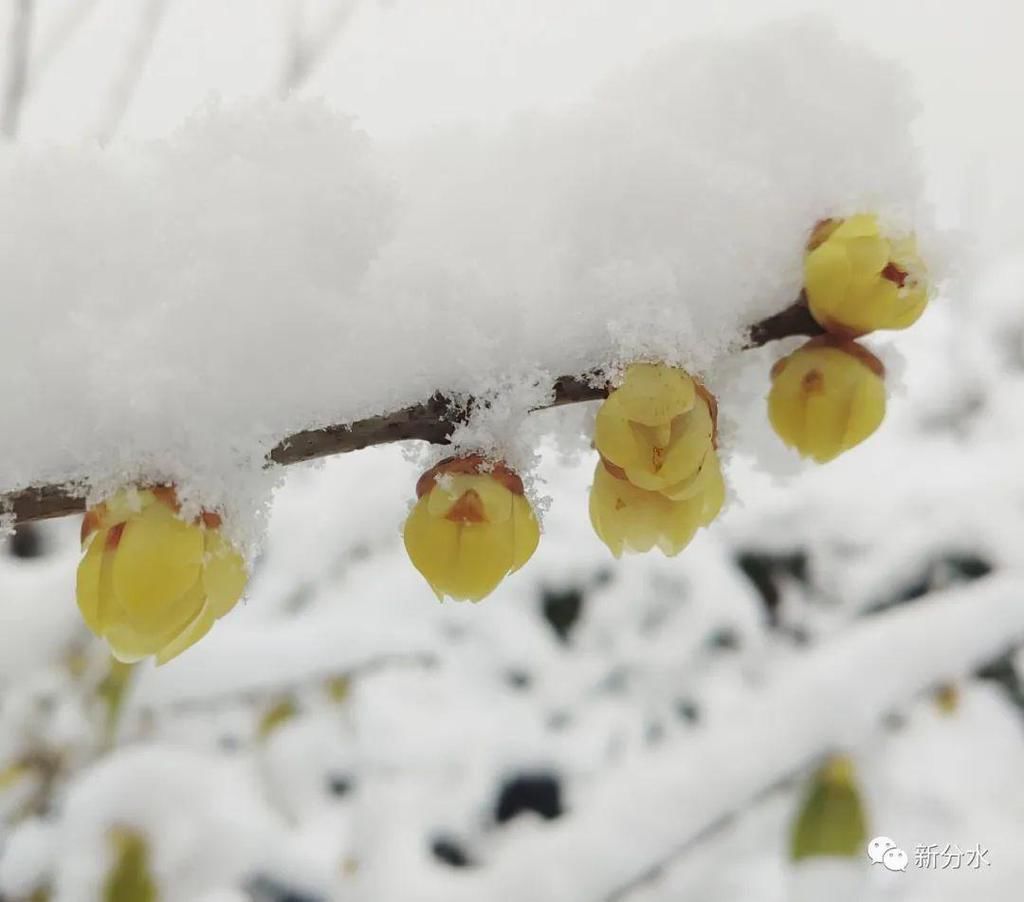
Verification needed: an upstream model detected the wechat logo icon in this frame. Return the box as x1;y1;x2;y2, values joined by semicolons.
868;836;907;872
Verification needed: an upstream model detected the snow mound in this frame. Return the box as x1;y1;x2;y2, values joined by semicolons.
0;17;932;547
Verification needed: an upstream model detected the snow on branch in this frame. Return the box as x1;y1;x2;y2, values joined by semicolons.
388;574;1024;902
95;0;168;145
1;0;33;139
279;0;358;96
2;299;821;527
0;20;929;542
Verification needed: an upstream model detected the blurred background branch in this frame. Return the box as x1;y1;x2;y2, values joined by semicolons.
1;0;33;139
95;0;167;145
454;574;1024;902
280;0;357;96
30;0;101;92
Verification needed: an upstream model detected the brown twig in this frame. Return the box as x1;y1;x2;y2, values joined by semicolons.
744;292;822;348
3;299;821;526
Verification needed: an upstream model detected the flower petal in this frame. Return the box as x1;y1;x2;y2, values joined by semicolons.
76;531;107;634
111;506;204;634
831;214;880;240
805;240;853;320
202;530;247;618
699;454;726;526
510;495;540;571
447;523;515;601
594;393;643;469
403;496;460;600
155;599;217;666
626;396;713;490
427;474;514;524
844;235;889;281
613;364;695;426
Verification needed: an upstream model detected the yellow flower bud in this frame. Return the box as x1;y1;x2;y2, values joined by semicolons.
790;755;869;862
588;454;724;558
403;456;540;602
804;214;928;336
594;364;716;492
258;696;299;739
104;827;157;902
76;486;247;665
768;338;886;463
934;683;960;716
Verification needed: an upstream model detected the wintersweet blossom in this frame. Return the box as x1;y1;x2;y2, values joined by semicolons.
790;756;868;861
768;338;886;463
589;454;724;558
804;214;928;336
594;363;715;492
403;457;540;602
77;486;247;665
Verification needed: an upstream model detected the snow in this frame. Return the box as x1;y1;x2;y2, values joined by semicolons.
49;746;283;902
2;3;1024;902
448;574;1024;902
0;18;932;550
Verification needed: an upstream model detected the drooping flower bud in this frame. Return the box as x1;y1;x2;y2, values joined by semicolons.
594;363;715;493
934;683;960;716
804;214;928;336
403;456;540;602
768;337;886;463
589;452;724;558
104;827;157;902
790;756;869;862
77;486;247;665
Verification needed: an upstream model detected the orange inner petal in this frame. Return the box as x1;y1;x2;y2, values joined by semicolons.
445;490;487;524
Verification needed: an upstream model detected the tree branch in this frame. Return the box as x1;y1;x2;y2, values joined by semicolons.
1;0;34;140
95;0;168;146
2;298;822;526
402;574;1024;902
279;0;357;96
30;0;103;89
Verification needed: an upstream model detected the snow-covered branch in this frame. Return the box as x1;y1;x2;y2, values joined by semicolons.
95;0;168;145
2;299;821;527
279;0;357;96
29;0;102;87
1;0;33;139
392;573;1024;902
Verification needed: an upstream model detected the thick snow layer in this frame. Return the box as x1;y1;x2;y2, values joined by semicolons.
0;18;932;544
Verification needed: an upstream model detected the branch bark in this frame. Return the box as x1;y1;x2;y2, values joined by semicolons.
3;298;822;526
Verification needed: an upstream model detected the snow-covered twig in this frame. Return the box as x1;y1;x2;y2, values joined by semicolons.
134;650;439;712
603;771;802;902
400;573;1024;902
2;299;822;526
279;0;357;96
1;0;34;139
29;0;103;89
95;0;168;146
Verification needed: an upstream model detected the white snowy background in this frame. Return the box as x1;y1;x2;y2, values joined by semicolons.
1;1;1024;901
